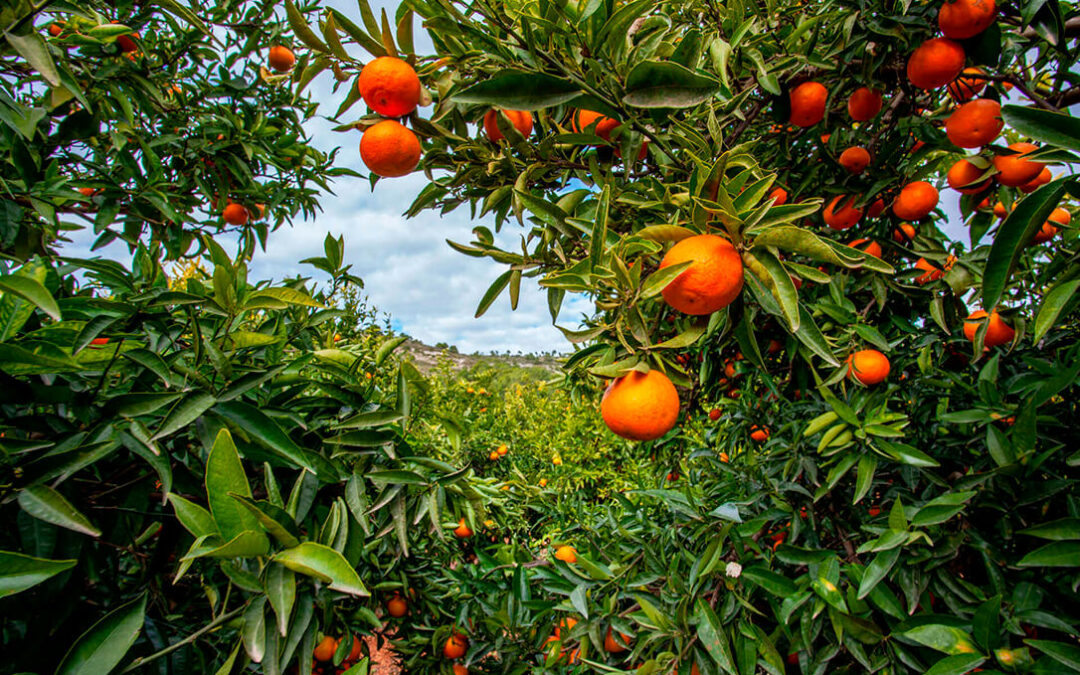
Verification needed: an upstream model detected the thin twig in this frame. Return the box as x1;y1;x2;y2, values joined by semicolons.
120;605;246;673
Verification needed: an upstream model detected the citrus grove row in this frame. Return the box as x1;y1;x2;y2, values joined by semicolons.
2;0;1080;675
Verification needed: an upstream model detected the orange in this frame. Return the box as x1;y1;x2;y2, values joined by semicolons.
769;187;788;205
483;109;533;142
346;636;362;661
667;471;679;481
939;0;997;39
358;56;422;117
1020;166;1052;193
993;201;1009;219
892;223;917;243
554;545;577;563
907;38;965;89
387;595;408;617
90;337;110;346
600;369;680;441
313;636;339;662
360;120;421;178
604;628;632;653
867;198;886;219
708;408;721;421
847;87;883;121
789;81;828;127
914;258;944;284
946;99;1003;148
453;666;468;675
946;158;991;194
48;22;63;37
539;478;547;487
750;425;769;442
78;187;98;198
719;451;730;463
453;518;473;538
848;238;882;258
116;33;140;54
223;202;249;226
848;349;890;385
1031;207;1071;244
1049;208;1071;226
267;45;296;73
839;146;871;174
443;633;468;659
824;195;863;230
993;142;1043;187
659;234;744;314
573;109;620;140
892;181;939;220
488;450;499;460
964;310;1014;347
497;443;508;455
947;67;987;101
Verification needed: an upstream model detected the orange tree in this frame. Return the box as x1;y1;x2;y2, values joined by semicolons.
323;0;1080;672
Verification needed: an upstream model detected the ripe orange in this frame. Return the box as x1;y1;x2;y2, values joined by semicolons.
488;450;498;460
789;81;828;127
892;181;939;220
719;451;730;463
964;310;1014;347
497;443;508;455
604;628;632;653
946;99;1003;148
453;665;468;675
360;120;421;178
867;198;886;219
659;234;744;315
313;636;339;662
750;425;769;442
453;518;473;538
708;408;721;421
600;369;680;441
892;223;917;243
848;238;882;258
947;67;987;101
769;187;788;205
823;195;863;230
483;109;533;142
223;203;249;226
539;478;547;487
946;158;991;194
839;146;871;174
48;22;63;37
907;38;965;89
847;87;883;121
993;142;1043;187
554;545;577;563
358;56;422;117
993;201;1009;219
848;349;890;385
346;636;362;662
914;257;944;284
443;633;468;660
387;595;408;617
1031;207;1071;244
116;32;140;54
268;45;296;72
1049;208;1071;227
939;0;997;39
1020;166;1052;193
573;109;620;140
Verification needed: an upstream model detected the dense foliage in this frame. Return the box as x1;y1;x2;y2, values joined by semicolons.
3;0;1080;675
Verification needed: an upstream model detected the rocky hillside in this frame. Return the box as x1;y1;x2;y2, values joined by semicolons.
397;338;562;374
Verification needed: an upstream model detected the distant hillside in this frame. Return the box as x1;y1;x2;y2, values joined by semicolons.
398;338;562;374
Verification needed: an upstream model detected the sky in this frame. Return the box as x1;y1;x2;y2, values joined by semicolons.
58;1;1047;354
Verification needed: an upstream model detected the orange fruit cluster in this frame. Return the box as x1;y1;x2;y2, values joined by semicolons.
358;57;425;177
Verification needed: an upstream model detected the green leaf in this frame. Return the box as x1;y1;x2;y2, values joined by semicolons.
285;0;330;53
1034;279;1080;342
214;401;313;470
245;287;323;310
454;71;582;110
1016;541;1080;568
857;547;901;599
152;0;214;36
153;391;216;440
982;178;1067;311
230;494;302;548
900;624;981;656
1001;105;1080;153
913;491;976;527
55;595;147;675
376;335;408;366
695;597;737;675
168;494;217;538
243;597;267;663
366;470;428;485
0;273;61;321
4;31;61;87
266;564;296;637
1019;518;1080;541
623;60;719;108
475;270;513;318
18;485;101;537
923;654;986;675
206;429;260;541
749;249;800;330
1025;639;1080;671
742;566;797;597
272;542;370;596
0;550;77;598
